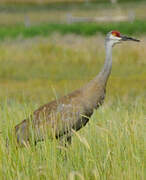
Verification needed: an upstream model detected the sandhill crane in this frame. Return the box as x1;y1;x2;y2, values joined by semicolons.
15;31;140;146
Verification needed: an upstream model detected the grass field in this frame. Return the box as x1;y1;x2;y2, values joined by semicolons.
0;1;145;179
0;1;146;40
1;20;146;40
0;33;145;179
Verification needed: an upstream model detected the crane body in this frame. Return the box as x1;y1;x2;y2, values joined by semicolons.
15;31;140;146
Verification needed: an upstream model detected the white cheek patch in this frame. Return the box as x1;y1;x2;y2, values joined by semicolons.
110;34;121;41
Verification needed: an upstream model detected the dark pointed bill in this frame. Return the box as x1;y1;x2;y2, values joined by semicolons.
121;35;140;42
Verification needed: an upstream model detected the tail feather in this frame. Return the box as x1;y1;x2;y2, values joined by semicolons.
15;119;30;147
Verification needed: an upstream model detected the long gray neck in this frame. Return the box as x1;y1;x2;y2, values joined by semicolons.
97;41;113;85
82;41;113;93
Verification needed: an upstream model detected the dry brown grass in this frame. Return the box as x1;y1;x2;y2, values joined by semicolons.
0;2;146;25
0;34;145;103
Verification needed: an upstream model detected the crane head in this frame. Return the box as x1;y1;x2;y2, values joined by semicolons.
106;30;140;46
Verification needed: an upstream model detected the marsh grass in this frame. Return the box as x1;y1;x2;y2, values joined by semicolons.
0;35;145;179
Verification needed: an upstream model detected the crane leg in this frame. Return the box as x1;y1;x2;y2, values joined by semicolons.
59;132;72;147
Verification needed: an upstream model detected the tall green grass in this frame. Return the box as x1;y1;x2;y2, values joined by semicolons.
0;35;145;179
0;98;145;180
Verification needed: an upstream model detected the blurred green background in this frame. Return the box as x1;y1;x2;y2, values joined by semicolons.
0;0;146;38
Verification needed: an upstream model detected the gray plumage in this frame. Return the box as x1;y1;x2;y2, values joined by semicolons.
15;31;140;146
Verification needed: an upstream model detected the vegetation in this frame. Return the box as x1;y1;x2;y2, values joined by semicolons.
0;34;145;179
0;0;145;4
0;1;146;40
0;20;145;41
0;1;145;179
